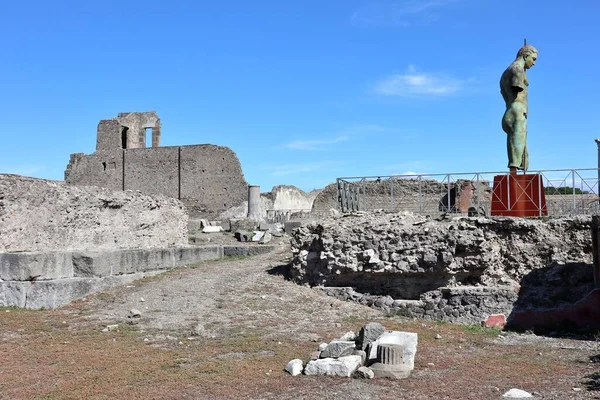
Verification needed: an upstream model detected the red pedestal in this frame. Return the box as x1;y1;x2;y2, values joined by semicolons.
490;173;547;217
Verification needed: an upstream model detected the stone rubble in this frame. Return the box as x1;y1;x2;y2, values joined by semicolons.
289;211;593;324
502;388;533;398
285;322;417;380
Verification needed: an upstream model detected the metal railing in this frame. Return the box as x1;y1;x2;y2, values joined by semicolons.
266;209;313;224
336;168;600;217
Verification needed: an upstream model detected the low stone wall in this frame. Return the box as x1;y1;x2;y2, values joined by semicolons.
0;245;274;309
0;174;188;252
289;211;593;324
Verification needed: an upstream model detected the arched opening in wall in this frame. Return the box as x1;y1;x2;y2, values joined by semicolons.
145;128;152;148
121;127;129;149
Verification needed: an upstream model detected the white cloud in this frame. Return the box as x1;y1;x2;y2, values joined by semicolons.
261;161;343;177
373;65;464;97
282;124;388;151
284;136;349;151
351;0;456;27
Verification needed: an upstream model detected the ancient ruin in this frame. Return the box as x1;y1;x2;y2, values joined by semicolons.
289;211;594;329
65;112;249;219
0;174;271;308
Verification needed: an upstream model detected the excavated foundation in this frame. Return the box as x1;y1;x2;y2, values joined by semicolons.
289;211;593;325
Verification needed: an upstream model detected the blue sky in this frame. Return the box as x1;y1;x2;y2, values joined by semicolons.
1;0;599;192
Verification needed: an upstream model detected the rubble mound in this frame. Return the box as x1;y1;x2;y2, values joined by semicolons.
289;211;593;324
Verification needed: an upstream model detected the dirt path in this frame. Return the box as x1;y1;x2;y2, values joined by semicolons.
72;245;382;340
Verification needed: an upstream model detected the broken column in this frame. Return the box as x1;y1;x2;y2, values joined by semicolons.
247;185;261;221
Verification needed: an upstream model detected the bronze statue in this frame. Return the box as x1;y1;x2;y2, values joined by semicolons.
500;43;538;172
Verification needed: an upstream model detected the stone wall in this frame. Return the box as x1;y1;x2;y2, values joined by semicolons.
271;185;320;210
65;112;249;219
289;211;593;324
125;147;179;198
65;144;249;219
0;174;188;252
0;174;275;309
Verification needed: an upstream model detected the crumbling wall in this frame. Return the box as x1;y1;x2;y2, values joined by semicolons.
96;111;161;151
289;212;593;324
0;174;187;252
125;147;179;198
64;151;124;191
65;113;249;219
271;185;320;210
179;145;248;218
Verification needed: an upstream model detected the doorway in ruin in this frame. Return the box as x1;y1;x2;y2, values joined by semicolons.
145;128;152;148
121;127;129;149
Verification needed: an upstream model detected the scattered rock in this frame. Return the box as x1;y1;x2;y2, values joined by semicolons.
483;313;506;328
356;322;385;350
285;359;303;376
129;309;141;318
369;344;412;379
435;334;442;340
367;330;418;370
251;231;265;242
304;355;362;377
340;331;356;341
202;226;224;233
319;340;356;358
259;232;272;244
502;388;533;398
191;323;205;336
353;366;374;379
101;324;119;332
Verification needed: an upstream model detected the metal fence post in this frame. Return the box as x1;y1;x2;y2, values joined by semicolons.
418;176;422;213
572;170;576;213
390;177;394;212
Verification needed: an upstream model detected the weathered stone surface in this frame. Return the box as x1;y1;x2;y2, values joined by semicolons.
0;252;73;281
339;331;357;341
0;174;187;252
284;220;305;234
284;359;303;376
230;219;259;232
251;231;265;242
304;355;362;377
354;366;374;379
356;322;385;350
259;232;272;244
290;212;592;324
483;313;507;328
0;274;149;309
202;226;223;233
502;388;533;398
67;114;250;220
369;344;412;379
367;331;418;370
0;245;230;309
319;340;356;358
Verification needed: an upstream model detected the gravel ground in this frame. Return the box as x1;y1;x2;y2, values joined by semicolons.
12;233;600;399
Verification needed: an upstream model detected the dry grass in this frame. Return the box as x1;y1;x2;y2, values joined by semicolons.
2;247;600;399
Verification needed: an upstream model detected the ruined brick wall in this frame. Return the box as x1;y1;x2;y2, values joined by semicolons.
66;113;248;219
179;145;247;218
65;150;124;192
125;147;179;198
65;144;248;219
289;212;593;324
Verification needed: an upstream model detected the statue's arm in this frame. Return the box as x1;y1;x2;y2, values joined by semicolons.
510;68;527;92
